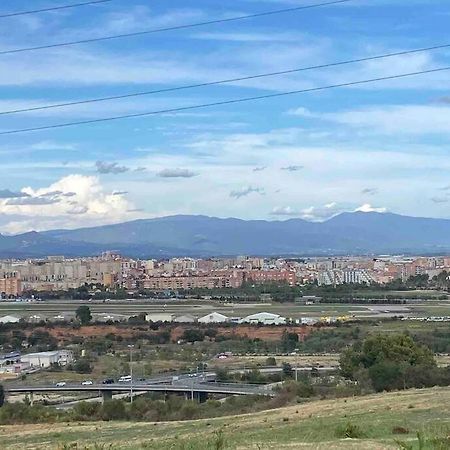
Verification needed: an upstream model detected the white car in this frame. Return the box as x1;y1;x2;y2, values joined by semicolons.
55;382;66;387
118;375;132;383
81;380;93;385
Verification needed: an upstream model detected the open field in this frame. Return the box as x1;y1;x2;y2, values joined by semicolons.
2;298;450;319
2;387;450;449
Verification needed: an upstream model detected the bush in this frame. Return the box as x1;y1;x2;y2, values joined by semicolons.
392;426;409;435
72;401;101;421
181;329;205;343
279;380;314;398
73;358;92;374
101;400;127;421
266;357;276;366
335;422;366;439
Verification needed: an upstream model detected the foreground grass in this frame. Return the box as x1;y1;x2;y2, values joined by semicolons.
1;387;450;449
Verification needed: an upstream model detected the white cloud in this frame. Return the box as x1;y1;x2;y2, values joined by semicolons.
298;202;387;221
355;204;387;213
271;206;299;216
0;175;139;233
30;141;77;151
191;31;306;43
289;104;450;135
300;202;346;221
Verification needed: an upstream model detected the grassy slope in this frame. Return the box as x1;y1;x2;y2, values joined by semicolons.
2;387;450;449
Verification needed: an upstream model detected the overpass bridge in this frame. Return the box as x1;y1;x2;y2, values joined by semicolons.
5;365;335;405
6;381;274;404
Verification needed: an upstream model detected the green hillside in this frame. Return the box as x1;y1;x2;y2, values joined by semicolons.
3;387;450;449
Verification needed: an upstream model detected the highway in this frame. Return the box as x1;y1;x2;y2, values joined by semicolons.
6;381;274;397
5;365;337;405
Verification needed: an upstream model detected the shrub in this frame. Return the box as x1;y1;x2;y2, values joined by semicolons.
266;357;276;366
71;401;101;421
101;400;127;421
392;426;409;435
335;422;366;439
73;358;92;374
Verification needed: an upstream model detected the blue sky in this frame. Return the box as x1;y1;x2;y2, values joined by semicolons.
0;0;450;233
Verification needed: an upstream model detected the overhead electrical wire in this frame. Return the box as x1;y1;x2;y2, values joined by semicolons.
0;0;352;56
0;43;448;116
0;0;114;19
1;66;449;136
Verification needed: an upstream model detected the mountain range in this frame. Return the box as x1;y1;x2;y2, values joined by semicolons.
1;212;450;258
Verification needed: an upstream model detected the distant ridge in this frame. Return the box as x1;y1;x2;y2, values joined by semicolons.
1;211;450;258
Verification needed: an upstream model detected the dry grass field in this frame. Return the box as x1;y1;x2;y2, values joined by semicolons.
2;387;450;449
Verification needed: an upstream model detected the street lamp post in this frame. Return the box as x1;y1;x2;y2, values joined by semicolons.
128;345;134;404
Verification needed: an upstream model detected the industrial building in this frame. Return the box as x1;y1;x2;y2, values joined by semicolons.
21;350;74;368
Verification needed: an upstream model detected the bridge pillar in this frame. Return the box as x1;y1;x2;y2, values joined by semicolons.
188;391;208;403
101;390;113;403
29;392;34;406
197;391;208;403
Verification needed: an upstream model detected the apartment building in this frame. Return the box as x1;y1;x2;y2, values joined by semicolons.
245;270;297;286
142;270;244;290
0;277;22;297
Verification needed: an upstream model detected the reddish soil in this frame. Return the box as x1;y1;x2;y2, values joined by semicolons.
216;325;312;341
170;325;312;342
20;323;313;344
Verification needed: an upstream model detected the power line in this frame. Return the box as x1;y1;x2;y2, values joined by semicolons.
0;43;448;116
0;0;352;56
0;0;113;19
1;66;448;136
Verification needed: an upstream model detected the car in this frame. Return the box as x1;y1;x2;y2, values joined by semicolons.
102;378;114;384
118;375;132;383
55;382;66;387
81;380;93;385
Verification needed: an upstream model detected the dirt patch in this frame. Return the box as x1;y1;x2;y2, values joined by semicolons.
214;325;313;341
15;323;313;345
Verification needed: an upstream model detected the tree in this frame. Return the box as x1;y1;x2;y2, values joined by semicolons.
73;358;92;374
180;329;205;343
0;384;4;407
282;362;294;379
101;399;127;420
340;334;437;392
128;312;147;325
215;368;230;382
281;331;299;352
28;330;57;351
266;357;277;366
76;305;92;325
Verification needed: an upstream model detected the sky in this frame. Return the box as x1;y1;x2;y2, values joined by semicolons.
0;0;450;233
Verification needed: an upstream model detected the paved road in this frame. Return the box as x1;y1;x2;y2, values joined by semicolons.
6;381;274;397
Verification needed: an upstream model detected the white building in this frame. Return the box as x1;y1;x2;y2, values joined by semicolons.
242;312;286;325
198;312;228;324
0;315;20;324
94;313;128;323
173;314;197;323
21;350;74;368
145;313;175;323
298;317;319;325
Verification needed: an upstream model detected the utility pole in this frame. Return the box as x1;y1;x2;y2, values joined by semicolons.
128;344;134;404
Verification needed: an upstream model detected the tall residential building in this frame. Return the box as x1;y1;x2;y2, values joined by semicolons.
0;277;22;297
